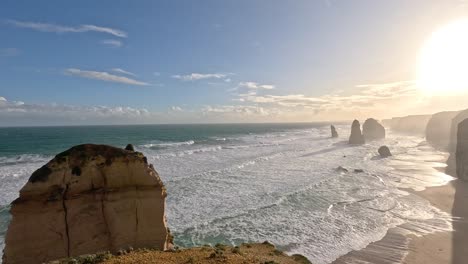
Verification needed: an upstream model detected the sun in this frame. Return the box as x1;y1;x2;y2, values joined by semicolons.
417;18;468;95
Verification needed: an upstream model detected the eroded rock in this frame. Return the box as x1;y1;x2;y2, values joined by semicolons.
3;144;170;264
331;125;338;138
378;146;392;158
362;118;385;140
349;120;365;144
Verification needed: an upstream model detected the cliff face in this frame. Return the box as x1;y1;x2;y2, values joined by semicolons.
362;118;385;140
456;119;468;181
425;111;460;150
446;109;468;177
349;120;365;144
2;144;170;264
382;115;431;134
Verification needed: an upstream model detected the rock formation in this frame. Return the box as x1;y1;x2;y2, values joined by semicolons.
382;115;431;134
331;125;338;138
125;144;135;151
446;109;468;177
378;146;392;158
3;144;170;264
425;111;460;150
362;118;385;140
335;166;348;173
456;119;468;181
349;120;365;144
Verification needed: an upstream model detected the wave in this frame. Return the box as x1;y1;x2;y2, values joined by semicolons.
0;154;50;166
142;140;195;149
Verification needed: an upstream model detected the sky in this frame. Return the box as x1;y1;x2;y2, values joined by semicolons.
1;0;468;126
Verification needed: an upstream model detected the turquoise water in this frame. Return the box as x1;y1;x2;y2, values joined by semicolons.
0;123;327;157
0;123;453;263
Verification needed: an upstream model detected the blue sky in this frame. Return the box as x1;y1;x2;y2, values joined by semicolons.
1;0;468;125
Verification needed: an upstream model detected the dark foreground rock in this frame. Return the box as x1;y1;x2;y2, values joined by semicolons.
378;146;392;158
362;118;385;140
456;119;468;181
331;125;338;138
349;120;365;144
3;144;170;264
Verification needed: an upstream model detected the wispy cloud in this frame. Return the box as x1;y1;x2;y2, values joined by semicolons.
0;48;20;57
239;81;275;90
172;73;228;81
232;80;424;120
101;39;123;47
65;68;149;86
6;20;127;38
111;68;136;76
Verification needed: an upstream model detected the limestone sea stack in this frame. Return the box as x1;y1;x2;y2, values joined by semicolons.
331;125;338;138
362;118;385;140
3;144;170;264
456;119;468;181
349;120;365;144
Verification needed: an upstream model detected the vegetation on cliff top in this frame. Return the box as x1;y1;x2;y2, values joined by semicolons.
48;242;311;264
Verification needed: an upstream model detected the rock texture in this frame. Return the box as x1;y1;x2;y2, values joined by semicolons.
331;125;338;138
456;119;468;181
425;111;460;150
349;120;365;144
378;146;392;158
362;118;385;140
446;109;468;177
3;144;170;264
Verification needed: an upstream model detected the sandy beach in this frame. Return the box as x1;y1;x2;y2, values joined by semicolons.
334;179;468;264
403;180;468;264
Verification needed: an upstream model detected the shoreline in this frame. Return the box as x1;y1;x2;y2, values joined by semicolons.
334;179;468;264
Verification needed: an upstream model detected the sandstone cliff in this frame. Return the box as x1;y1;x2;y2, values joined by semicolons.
382;115;431;134
446;109;468;177
349;120;365;144
456;119;468;181
362;118;385;140
3;144;170;264
425;111;460;150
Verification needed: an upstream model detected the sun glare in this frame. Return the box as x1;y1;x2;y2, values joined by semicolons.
417;18;468;95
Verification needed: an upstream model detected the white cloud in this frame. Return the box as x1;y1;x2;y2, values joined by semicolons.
239;82;275;90
0;97;156;126
170;106;183;112
172;73;228;81
7;20;127;38
0;48;20;57
101;39;123;47
111;68;136;76
65;68;149;86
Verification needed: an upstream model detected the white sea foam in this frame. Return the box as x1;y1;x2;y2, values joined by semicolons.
0;125;454;263
142;140;195;149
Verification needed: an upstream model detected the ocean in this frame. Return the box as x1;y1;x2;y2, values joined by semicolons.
0;123;454;263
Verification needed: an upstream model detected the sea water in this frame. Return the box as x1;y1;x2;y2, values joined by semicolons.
0;123;453;263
